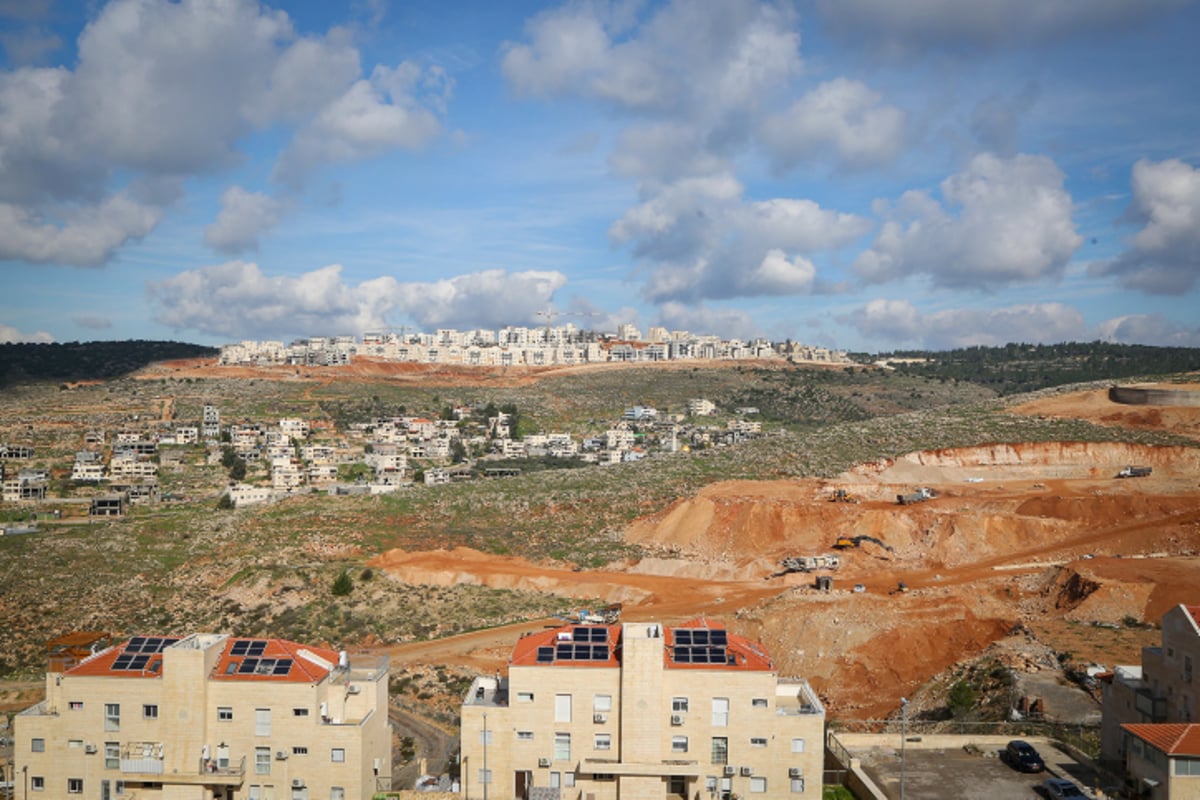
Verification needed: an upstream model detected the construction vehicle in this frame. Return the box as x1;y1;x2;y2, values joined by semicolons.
832;535;894;552
897;487;937;505
555;603;622;625
828;489;859;504
1116;465;1152;478
773;554;841;576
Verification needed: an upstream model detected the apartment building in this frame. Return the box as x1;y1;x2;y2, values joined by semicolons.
1102;604;1200;767
460;620;825;800
14;633;390;800
1120;724;1200;800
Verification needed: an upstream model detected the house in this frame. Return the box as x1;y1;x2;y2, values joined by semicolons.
460;619;825;800
1102;604;1200;766
687;399;717;417
13;633;390;800
229;484;272;508
1120;723;1200;799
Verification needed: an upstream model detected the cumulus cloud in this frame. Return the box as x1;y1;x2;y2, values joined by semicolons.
502;0;800;121
0;0;450;266
1090;158;1200;294
0;191;163;266
1095;313;1200;347
845;298;1086;348
611;173;870;303
148;262;568;340
0;322;54;343
760;78;907;171
204;187;284;255
852;153;1081;288
969;82;1039;156
816;0;1189;53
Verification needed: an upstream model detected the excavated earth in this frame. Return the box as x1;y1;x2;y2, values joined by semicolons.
372;388;1200;719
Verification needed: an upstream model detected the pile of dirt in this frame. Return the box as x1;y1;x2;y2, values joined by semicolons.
1011;385;1200;439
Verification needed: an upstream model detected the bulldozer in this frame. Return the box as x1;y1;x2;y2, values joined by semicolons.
828;488;859;504
832;535;895;552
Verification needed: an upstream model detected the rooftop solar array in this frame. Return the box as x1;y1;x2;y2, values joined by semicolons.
534;627;612;663
555;643;610;661
125;636;179;654
572;627;609;643
671;628;730;665
112;653;152;670
236;657;293;676
230;639;267;656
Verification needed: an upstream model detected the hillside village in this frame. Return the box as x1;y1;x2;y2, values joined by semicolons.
0;395;764;518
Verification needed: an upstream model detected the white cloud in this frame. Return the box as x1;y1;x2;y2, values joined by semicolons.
0;322;54;343
204;187;284;255
0;0;450;267
1095;313;1200;347
1090;158;1200;294
760;78;907;171
0;191;163;266
816;0;1190;52
655;301;761;341
609;123;731;182
845;299;1086;349
148;262;569;340
852;153;1081;288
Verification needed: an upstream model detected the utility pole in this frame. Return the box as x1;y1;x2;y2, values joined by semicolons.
482;712;489;800
900;697;908;800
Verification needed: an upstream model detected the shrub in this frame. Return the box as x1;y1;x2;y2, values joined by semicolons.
331;569;353;597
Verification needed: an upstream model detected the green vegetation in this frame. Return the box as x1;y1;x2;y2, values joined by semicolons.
331;569;354;596
0;340;216;387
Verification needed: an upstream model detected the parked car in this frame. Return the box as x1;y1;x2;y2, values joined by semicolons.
1001;739;1045;772
1040;777;1085;798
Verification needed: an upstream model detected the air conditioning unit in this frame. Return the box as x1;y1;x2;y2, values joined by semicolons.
291;779;305;789
740;767;752;777
593;713;607;724
723;766;736;776
670;714;684;726
276;751;289;760
346;685;361;695
84;744;97;754
538;758;551;768
788;768;802;778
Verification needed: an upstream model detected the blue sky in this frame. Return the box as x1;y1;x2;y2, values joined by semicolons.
2;0;1199;352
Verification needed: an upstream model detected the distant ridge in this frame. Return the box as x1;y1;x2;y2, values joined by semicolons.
0;340;217;387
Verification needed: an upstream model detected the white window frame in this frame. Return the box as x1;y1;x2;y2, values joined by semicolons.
218;706;233;721
750;777;767;793
105;703;120;731
712;697;729;727
516;731;534;741
554;732;571;762
105;742;120;770
30;777;44;792
517;691;534;703
750;737;768;748
331;748;346;763
143;704;158;720
564;773;576;788
293;746;309;756
31;738;45;753
293;708;309;717
255;708;271;737
555;693;572;723
255;747;271;776
330;788;345;800
68;779;83;794
751;697;768;708
672;696;689;713
478;769;492;785
790;778;806;793
671;736;688;753
594;733;611;751
593;694;612;712
790;738;806;753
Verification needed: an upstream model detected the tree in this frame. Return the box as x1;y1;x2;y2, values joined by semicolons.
450;438;467;463
331;569;353;597
228;458;247;482
216;493;234;510
948;680;976;718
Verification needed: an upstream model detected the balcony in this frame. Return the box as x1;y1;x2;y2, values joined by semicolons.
116;745;244;787
577;758;701;778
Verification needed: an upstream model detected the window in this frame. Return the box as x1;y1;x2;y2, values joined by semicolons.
790;738;806;753
1176;757;1200;776
31;738;45;752
711;737;728;765
594;734;611;751
669;776;687;796
255;747;271;775
672;697;689;713
69;740;82;749
105;703;120;731
705;777;718;793
517;692;534;703
563;774;575;788
549;773;560;789
30;777;44;792
69;701;83;711
331;748;346;763
255;708;271;737
143;704;158;720
68;779;83;794
517;731;534;741
751;697;768;708
293;708;309;717
218;707;233;721
477;769;492;785
330;788;345;800
555;694;572;723
593;694;612;713
750;737;767;748
790;778;806;793
292;747;308;756
105;742;120;770
750;777;767;794
711;697;729;727
672;736;689;753
248;787;262;800
554;733;571;761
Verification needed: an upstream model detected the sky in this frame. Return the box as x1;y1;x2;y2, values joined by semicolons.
2;0;1199;353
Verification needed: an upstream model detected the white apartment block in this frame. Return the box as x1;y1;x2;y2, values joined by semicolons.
176;428;200;445
14;633;390;800
460;620;825;800
109;457;159;481
687;399;717;417
279;419;310;439
1102;604;1200;767
272;459;304;492
299;446;336;465
229;484;272;508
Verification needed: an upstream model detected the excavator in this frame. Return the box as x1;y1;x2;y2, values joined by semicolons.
832;535;894;552
828;488;859;503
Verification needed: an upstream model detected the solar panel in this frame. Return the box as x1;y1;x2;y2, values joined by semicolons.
536;646;555;663
272;659;292;675
127;636;147;651
692;630;710;645
231;640;251;656
238;658;259;674
671;645;727;665
248;641;266;656
712;630;728;645
130;654;150;669
113;653;134;669
555;644;573;659
591;645;609;660
675;630;692;645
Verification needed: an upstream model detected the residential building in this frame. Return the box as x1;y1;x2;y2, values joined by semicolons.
14;633;390;800
460;619;825;800
1102;605;1200;766
229;484;272;508
687;399;717;417
1120;724;1200;800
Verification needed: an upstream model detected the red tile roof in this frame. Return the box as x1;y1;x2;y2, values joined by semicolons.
509;621;774;671
65;635;338;684
1122;724;1200;756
